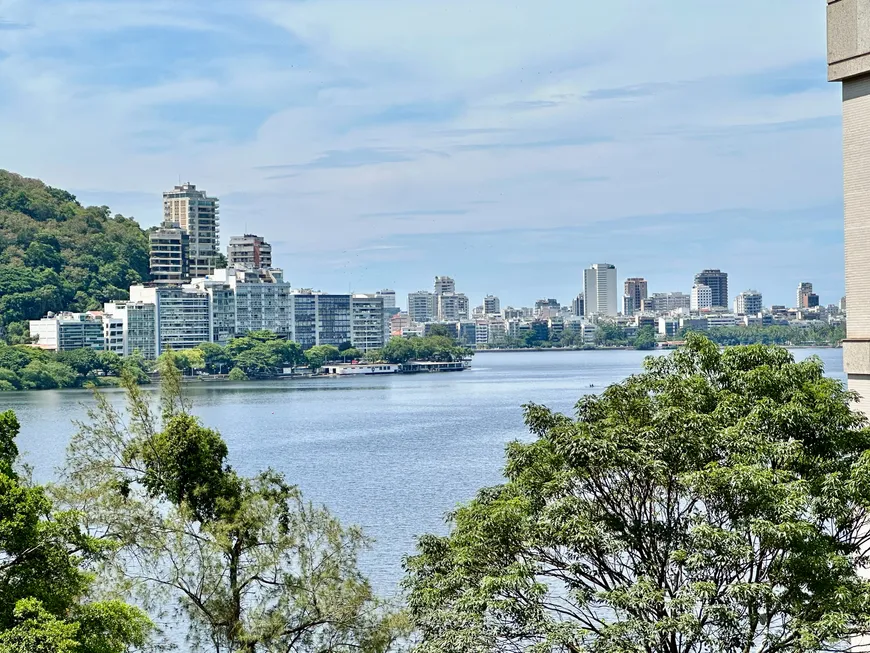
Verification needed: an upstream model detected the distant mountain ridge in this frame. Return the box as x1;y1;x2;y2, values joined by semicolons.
0;170;151;341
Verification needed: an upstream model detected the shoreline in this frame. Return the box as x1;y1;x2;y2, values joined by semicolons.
474;345;840;353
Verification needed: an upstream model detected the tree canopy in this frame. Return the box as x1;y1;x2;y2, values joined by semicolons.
0;170;150;340
0;410;151;652
58;358;408;652
405;334;870;652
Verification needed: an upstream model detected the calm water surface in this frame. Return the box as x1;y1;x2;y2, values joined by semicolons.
2;348;844;595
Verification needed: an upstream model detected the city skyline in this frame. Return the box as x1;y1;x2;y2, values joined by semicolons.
0;2;843;310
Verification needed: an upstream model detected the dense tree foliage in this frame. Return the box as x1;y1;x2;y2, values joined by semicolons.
0;343;145;390
0;411;151;652
686;323;845;347
0;170;150;340
406;335;870;652
368;335;471;364
58;359;408;652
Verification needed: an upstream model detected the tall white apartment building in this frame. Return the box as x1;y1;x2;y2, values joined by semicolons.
691;284;713;312
583;263;618;317
130;285;211;355
408;291;436;323
163;183;220;279
103;301;158;359
734;290;763;316
434;276;455;296
351;294;387;352
437;293;469;321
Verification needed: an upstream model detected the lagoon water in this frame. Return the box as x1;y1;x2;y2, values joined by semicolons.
2;348;844;595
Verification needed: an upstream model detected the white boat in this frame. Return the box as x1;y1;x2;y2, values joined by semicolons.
321;363;400;376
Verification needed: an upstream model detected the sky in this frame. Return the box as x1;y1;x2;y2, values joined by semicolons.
0;0;844;309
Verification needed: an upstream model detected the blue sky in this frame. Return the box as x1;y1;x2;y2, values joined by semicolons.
0;0;843;309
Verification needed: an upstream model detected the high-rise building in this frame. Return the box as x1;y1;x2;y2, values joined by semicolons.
227;234;272;270
624;278;648;314
149;223;189;285
103;301;158;359
434;276;455;296
622;294;634;317
483;295;500;315
734;290;763;316
693;269;729;309
437;293;469;321
376;289;397;309
796;282;819;309
583;263;618;317
571;293;585;317
691;284;713;312
130;285;211;355
408;291;435;323
351;294;386;351
163;183;220;279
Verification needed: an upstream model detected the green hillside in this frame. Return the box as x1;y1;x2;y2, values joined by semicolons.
0;170;150;341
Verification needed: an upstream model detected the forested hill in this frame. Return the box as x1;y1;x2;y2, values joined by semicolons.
0;170;151;341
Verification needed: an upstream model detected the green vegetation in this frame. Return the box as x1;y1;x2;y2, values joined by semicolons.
0;171;150;342
406;335;870;652
0;344;147;390
367;335;472;364
57;358;408;652
0;411;152;652
685;323;845;346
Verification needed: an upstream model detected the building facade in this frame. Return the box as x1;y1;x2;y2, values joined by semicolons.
828;1;870;425
583;263;618;317
351;294;387;351
434;276;455;296
483;295;501;315
149;224;189;285
130;285;211;355
734;290;763;316
103;302;158;359
163;183;220;279
624;278;648;315
437;293;469;321
29;313;105;352
693;269;729;309
691;284;713;312
376;289;397;309
408;291;435;323
227;234;272;270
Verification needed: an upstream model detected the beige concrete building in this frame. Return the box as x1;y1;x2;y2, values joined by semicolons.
828;0;870;413
163;183;220;278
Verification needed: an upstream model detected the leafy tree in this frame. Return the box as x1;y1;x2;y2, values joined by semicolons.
340;347;363;361
633;324;657;350
0;411;151;651
305;344;341;370
406;335;870;652
196;341;233;374
58;357;407;652
56;348;100;376
19;360;76;389
227;367;248;381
